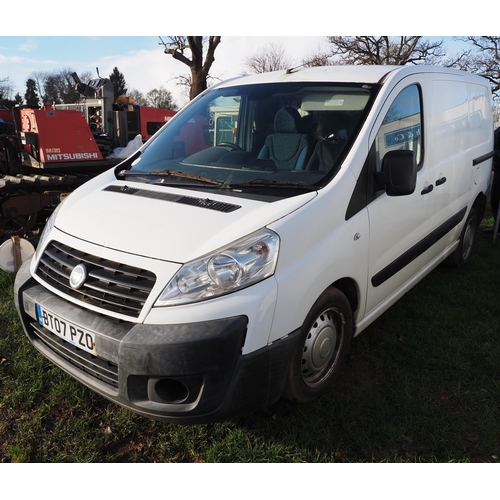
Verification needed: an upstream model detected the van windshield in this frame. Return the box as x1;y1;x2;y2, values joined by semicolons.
117;82;378;199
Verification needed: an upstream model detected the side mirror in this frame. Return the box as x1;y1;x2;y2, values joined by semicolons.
375;150;417;196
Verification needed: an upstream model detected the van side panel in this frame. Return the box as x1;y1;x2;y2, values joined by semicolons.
356;72;493;334
425;78;492;253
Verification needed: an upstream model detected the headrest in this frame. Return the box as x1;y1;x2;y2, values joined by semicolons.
274;107;302;133
320;113;349;141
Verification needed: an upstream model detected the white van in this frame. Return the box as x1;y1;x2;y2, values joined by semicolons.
14;65;494;423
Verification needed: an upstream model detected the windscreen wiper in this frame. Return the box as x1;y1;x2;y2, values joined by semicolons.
117;169;223;186
223;179;317;190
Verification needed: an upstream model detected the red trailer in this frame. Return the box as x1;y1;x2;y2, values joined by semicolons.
0;72;176;240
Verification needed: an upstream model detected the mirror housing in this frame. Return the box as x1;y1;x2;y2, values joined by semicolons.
375;150;417;196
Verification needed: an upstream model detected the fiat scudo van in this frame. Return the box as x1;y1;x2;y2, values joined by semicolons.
14;65;495;423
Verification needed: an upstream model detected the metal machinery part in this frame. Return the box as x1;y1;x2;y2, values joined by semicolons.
0;72;176;245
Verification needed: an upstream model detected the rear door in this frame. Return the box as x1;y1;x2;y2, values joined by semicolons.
422;78;491;256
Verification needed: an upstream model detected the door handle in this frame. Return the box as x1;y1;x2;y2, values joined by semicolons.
421;184;434;195
436;177;447;186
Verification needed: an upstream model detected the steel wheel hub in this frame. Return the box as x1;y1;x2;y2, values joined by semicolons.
301;308;342;387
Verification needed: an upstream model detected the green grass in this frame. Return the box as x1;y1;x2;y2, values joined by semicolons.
1;216;500;463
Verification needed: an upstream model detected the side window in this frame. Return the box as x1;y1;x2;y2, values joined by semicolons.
208;96;241;147
215;115;237;144
374;85;422;171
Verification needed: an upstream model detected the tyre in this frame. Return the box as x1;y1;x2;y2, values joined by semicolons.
283;287;353;403
447;208;477;269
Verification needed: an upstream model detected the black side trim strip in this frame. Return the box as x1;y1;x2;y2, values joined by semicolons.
473;151;495;166
371;207;467;287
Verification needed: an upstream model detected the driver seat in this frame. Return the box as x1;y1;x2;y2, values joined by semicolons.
258;107;310;170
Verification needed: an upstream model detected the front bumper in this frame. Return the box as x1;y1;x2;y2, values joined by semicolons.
14;261;300;423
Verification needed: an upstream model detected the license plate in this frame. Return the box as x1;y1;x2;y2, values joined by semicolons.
36;304;96;355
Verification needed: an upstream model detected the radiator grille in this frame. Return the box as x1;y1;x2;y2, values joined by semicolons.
35;241;156;318
30;321;119;389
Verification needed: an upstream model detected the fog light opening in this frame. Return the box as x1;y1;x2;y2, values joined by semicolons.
154;378;189;404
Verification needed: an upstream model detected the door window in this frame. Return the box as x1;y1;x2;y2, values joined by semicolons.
374;85;422;171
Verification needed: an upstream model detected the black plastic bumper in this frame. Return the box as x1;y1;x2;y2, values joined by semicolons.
14;261;300;423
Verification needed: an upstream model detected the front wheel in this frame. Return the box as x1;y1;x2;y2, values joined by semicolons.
283;287;353;403
447;208;477;268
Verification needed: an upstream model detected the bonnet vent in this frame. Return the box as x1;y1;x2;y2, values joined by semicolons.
104;185;241;213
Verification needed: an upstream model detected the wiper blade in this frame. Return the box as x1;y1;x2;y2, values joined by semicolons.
116;169;153;179
224;179;317;190
150;170;223;185
117;169;222;185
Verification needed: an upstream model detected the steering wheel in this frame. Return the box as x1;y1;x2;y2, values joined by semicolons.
217;142;244;151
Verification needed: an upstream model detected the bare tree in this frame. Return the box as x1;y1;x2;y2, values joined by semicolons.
146;87;178;110
302;48;334;68
0;77;14;101
0;77;22;108
168;73;193;103
159;36;221;100
454;37;500;95
128;89;148;106
326;36;446;65
244;42;295;74
28;68;93;104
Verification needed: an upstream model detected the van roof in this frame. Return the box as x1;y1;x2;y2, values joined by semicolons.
214;65;479;89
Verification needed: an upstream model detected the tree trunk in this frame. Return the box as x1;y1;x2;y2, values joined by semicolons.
189;67;207;100
160;36;221;101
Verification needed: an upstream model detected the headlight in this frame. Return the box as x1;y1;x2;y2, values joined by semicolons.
155;228;279;306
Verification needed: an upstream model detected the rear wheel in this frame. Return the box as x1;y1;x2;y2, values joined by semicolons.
283;287;352;403
447;208;477;268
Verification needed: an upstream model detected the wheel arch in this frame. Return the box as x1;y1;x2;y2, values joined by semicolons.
330;277;359;323
471;191;487;225
282;283;354;402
